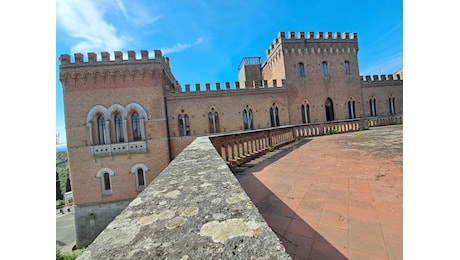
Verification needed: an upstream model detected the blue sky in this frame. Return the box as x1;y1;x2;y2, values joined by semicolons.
56;0;403;145
3;1;458;256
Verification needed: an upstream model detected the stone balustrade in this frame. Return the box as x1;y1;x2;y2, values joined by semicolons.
210;118;370;167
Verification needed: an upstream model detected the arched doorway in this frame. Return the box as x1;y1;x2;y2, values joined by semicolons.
325;98;334;121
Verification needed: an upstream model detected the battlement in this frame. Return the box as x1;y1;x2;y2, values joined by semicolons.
170;79;286;96
266;31;358;56
360;74;402;82
360;74;403;88
59;49;166;66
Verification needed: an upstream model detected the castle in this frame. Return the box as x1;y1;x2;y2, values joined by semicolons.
59;31;403;247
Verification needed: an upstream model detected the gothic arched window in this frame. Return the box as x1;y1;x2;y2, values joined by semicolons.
114;113;124;143
301;104;310;123
208;111;220;134
97;115;106;145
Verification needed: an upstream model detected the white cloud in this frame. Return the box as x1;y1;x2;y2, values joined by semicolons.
56;0;161;55
161;37;204;55
56;0;127;54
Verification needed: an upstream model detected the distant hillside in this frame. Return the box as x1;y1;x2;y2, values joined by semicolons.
56;151;70;199
56;145;67;153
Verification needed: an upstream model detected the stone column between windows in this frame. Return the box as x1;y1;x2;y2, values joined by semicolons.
371;100;375;116
303;106;307;123
392;99;395;114
390;98;394;115
140;118;146;141
122;119;128;142
88;122;93;145
351;102;355;118
105;120;111;144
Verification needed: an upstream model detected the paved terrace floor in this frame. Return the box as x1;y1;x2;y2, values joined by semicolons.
235;124;403;260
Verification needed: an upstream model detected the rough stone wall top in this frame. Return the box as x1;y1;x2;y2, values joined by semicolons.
77;137;291;260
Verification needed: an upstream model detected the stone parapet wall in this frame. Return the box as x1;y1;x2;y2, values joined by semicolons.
77;137;291;259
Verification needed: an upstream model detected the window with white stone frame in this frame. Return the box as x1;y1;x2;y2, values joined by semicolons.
243;108;254;130
96;168;114;195
370;97;377;117
301;103;310;123
208;108;220;134
130;164;148;191
86;103;148;156
178;113;190;136
348;100;356;119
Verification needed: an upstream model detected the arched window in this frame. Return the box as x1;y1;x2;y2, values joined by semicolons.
389;97;396;115
344;61;351;75
130;164;148;191
370;97;377;117
348;100;356;119
103;172;111;191
136;168;145;190
97;115;106;145
114;113;124;143
178;114;190;136
131;112;141;141
270;106;280;127
325;98;335;121
301;104;310;123
297;63;305;78
208;110;220;134
322;62;329;77
243;108;254;130
96;168;114;195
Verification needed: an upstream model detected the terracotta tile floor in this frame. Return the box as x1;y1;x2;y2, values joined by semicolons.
235;125;403;260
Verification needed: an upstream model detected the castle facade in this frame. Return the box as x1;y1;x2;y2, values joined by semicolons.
59;31;402;247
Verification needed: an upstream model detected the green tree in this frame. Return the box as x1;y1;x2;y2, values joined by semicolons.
56;151;69;200
66;176;71;192
56;172;63;200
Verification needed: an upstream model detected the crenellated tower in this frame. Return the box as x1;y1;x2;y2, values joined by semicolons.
58;31;402;248
260;31;363;123
59;49;177;248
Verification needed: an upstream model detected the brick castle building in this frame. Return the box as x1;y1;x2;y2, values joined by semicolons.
59;31;403;247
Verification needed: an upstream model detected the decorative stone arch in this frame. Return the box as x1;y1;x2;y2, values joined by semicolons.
86;105;109;145
96;168;115;195
126;103;148;119
126;103;148;141
108;104;128;143
130;163;148;174
86;105;109;124
130;163;149;191
108;104;128;118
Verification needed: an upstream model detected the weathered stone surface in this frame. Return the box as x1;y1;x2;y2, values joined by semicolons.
77;137;291;259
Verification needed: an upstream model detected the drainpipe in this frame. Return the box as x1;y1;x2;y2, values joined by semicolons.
164;96;172;162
